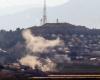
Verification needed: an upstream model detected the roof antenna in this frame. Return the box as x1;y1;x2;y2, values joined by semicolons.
40;18;42;25
56;18;59;23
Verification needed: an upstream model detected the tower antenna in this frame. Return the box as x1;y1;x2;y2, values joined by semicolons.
43;0;47;24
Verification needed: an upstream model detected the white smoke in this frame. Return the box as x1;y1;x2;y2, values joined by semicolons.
19;55;41;69
19;29;70;71
22;29;64;53
19;55;56;71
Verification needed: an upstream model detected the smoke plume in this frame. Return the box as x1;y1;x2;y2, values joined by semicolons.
19;55;56;71
19;29;70;71
22;29;64;53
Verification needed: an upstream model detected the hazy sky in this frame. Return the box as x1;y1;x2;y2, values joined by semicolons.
0;0;69;16
0;0;100;30
0;0;69;9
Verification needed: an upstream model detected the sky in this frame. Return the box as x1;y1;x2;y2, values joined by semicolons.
0;0;69;16
0;0;100;30
0;0;69;9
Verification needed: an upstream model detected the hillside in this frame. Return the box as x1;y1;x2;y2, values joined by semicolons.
0;23;100;64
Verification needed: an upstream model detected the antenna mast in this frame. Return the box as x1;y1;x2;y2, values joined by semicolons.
43;0;47;24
